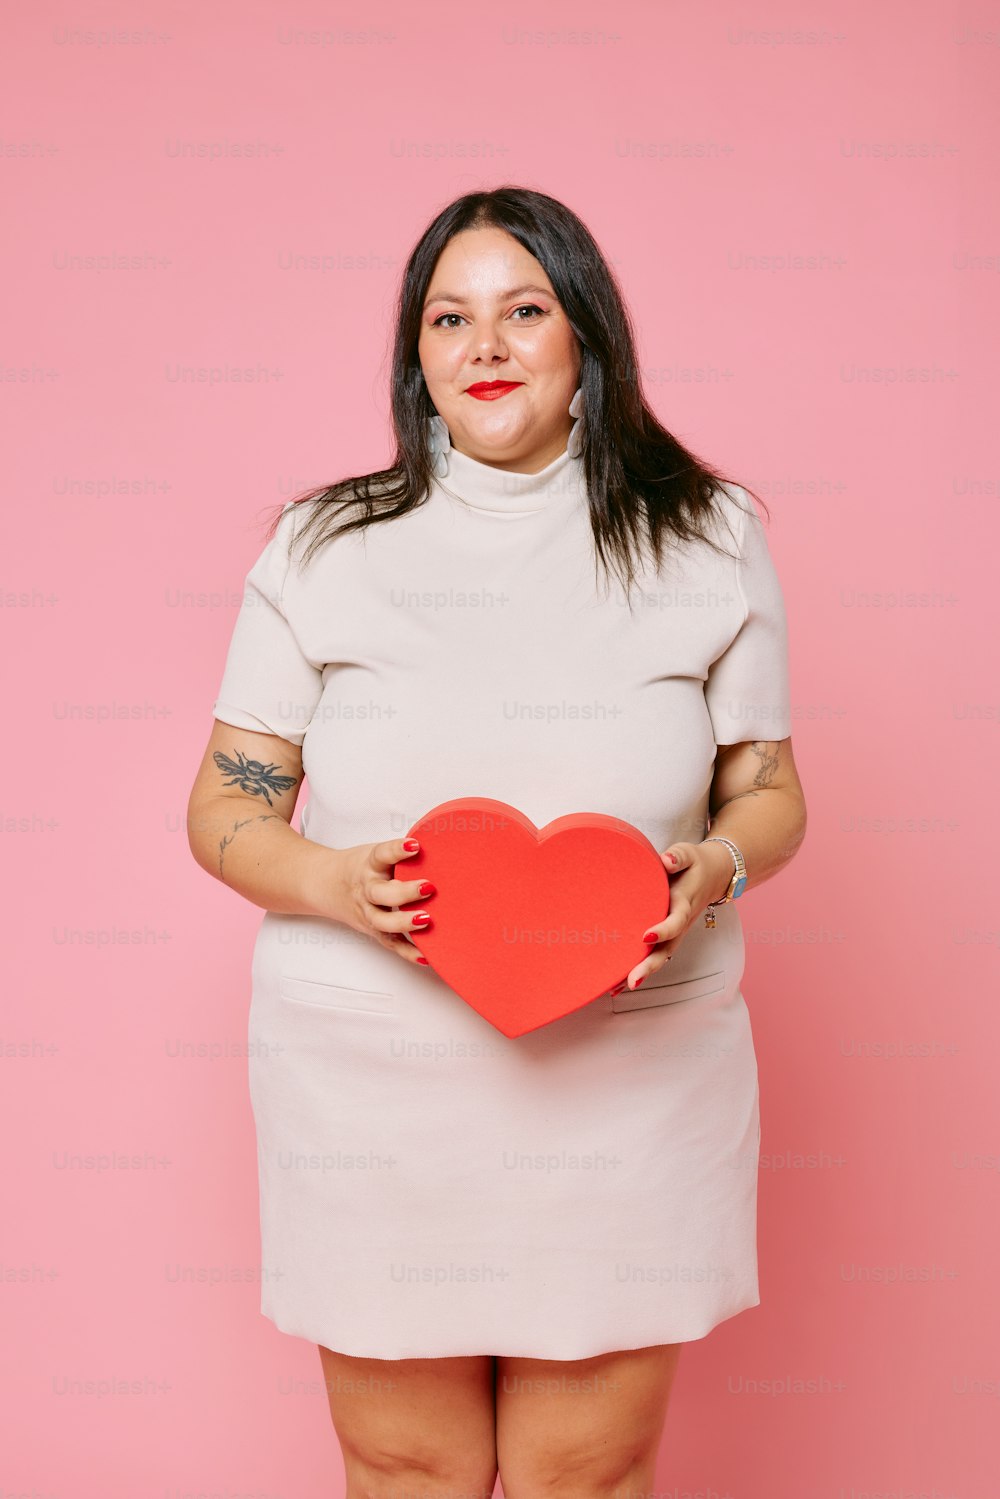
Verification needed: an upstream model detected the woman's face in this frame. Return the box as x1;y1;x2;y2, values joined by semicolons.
418;227;582;473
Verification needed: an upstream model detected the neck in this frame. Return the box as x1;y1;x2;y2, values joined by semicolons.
435;443;585;515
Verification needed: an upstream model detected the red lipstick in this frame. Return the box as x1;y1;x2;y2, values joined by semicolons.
465;381;523;401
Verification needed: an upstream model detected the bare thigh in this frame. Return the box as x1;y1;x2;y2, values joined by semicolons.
318;1344;498;1499
495;1343;683;1498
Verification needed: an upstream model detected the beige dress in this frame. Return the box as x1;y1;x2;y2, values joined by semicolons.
211;444;792;1359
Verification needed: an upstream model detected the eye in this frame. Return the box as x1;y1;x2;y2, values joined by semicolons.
429;304;547;330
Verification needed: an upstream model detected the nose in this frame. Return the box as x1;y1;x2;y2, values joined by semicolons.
469;321;509;363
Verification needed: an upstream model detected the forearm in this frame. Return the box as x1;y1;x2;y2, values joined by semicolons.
187;796;340;918
703;788;807;902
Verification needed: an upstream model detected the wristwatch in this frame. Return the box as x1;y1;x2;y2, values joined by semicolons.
702;836;747;928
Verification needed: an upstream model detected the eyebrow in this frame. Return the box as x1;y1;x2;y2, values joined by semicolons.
423;283;555;310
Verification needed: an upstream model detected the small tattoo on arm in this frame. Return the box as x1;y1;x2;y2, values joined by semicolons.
218;812;282;879
750;740;780;788
213;749;297;807
713;740;781;812
719;788;759;806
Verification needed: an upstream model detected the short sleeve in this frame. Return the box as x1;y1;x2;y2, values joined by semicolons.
211;502;325;748
704;489;792;746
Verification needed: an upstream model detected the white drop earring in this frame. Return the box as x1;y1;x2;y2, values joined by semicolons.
567;386;584;457
426;413;451;478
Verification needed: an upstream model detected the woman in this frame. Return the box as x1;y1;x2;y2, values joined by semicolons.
188;186;807;1498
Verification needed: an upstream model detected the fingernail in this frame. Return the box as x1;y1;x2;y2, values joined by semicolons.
403;839;420;852
641;931;658;943
418;881;436;897
665;852;678;865
633;975;645;988
416;956;430;965
411;912;431;927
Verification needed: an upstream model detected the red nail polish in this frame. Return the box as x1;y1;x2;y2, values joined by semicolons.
416;956;430;966
642;931;658;943
633;975;644;987
418;881;436;897
403;839;420;852
411;912;431;927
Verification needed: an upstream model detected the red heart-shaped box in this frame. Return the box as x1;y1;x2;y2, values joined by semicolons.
392;797;670;1038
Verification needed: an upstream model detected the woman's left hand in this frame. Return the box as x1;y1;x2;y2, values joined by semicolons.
609;840;735;996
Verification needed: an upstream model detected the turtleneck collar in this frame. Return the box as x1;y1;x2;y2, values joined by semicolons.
433;443;585;515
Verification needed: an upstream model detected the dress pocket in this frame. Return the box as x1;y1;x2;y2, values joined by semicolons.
610;968;726;1014
278;974;395;1015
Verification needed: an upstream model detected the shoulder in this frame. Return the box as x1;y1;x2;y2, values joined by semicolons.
709;484;784;583
705;482;758;553
284;469;408;552
240;500;306;602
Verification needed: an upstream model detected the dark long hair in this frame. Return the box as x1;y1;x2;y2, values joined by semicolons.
268;185;768;601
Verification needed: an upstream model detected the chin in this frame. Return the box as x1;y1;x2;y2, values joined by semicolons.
460;420;521;445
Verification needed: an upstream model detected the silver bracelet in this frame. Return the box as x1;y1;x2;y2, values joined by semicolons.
701;836;747;927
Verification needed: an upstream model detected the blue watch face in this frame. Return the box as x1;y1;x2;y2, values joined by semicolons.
732;874;747;900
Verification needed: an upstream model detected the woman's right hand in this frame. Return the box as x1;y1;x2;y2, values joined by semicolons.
325;837;435;966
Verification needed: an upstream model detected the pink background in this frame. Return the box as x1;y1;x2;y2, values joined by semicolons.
3;0;997;1493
